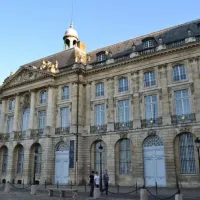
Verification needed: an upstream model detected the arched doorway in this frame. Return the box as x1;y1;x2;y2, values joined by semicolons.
55;142;69;184
143;136;166;187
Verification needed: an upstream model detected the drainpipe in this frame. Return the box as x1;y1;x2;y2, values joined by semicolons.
75;69;80;185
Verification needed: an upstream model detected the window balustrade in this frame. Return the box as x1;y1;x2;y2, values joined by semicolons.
171;113;196;125
55;127;70;135
90;124;107;134
114;121;133;131
141;117;162;128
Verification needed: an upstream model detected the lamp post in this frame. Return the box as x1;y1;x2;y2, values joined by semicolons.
33;148;38;185
195;137;200;173
99;143;103;192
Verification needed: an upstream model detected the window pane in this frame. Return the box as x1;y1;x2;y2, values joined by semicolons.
179;133;196;174
38;111;46;129
120;139;131;174
119;77;128;92
96;83;104;97
95;104;105;126
144;72;156;87
145;95;158;119
40;91;47;104
62;86;69;100
61;107;69;127
173;65;186;81
22;108;30;133
119;100;129;123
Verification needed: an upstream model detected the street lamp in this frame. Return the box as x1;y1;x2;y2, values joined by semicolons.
99;143;103;192
33;148;38;185
195;137;200;173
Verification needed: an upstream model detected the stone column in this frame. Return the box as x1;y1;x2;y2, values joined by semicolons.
133;72;141;128
160;65;171;125
107;78;115;131
46;87;53;134
0;99;6;133
29;91;35;130
190;57;200;121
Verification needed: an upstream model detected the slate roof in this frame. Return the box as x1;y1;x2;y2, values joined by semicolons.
87;18;200;64
20;48;76;70
19;18;200;71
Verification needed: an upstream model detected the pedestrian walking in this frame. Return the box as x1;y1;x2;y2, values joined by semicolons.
94;172;99;188
102;170;109;195
89;171;95;197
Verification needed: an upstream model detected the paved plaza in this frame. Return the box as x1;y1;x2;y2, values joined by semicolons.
0;184;200;200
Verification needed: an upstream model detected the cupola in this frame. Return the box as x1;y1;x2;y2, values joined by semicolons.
63;22;79;49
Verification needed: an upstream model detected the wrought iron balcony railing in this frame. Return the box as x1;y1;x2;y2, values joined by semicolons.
90;125;107;134
114;121;133;131
30;129;44;138
141;117;162;128
14;131;22;140
0;133;10;140
171;113;196;125
55;127;70;135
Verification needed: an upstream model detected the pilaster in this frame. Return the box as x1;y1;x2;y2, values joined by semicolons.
13;95;20;132
107;78;114;131
133;72;141;128
160;65;171;125
46;87;53;134
85;83;91;134
0;99;7;133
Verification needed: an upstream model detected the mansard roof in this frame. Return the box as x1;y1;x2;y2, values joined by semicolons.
87;18;200;64
17;18;200;72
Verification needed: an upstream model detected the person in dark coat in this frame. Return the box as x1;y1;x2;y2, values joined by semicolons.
89;171;95;197
102;170;109;195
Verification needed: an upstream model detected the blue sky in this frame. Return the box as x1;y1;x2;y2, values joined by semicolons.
0;0;200;84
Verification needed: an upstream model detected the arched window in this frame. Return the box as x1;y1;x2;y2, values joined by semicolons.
17;146;24;174
2;147;8;174
119;139;131;174
179;133;196;174
118;77;128;92
56;142;68;151
22;108;30;135
95;141;105;173
35;144;42;174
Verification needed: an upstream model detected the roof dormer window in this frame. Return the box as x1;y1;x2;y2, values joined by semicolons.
97;52;106;62
143;40;153;49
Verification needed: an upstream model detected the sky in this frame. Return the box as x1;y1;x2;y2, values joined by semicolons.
0;0;200;84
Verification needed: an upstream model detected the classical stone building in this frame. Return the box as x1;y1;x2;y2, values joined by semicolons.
1;19;200;188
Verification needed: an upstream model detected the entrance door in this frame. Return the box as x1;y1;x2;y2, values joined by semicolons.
55;150;69;184
143;136;166;187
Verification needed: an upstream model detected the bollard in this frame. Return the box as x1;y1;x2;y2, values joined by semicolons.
140;189;148;200
94;188;100;199
175;194;183;200
31;185;36;195
4;182;10;193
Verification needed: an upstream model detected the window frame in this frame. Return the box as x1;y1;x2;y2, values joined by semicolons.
95;104;105;126
17;146;24;174
61;86;70;101
60;107;69;128
119;139;131;174
38;110;46;131
144;95;158;120
2;148;8;174
7;116;14;134
144;71;156;88
97;53;106;62
179;133;197;174
118;100;130;123
95;82;104;97
118;77;129;93
8;99;15;112
40;91;47;104
173;65;187;82
143;40;154;49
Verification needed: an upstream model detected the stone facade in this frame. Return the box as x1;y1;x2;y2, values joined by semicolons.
1;19;200;188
